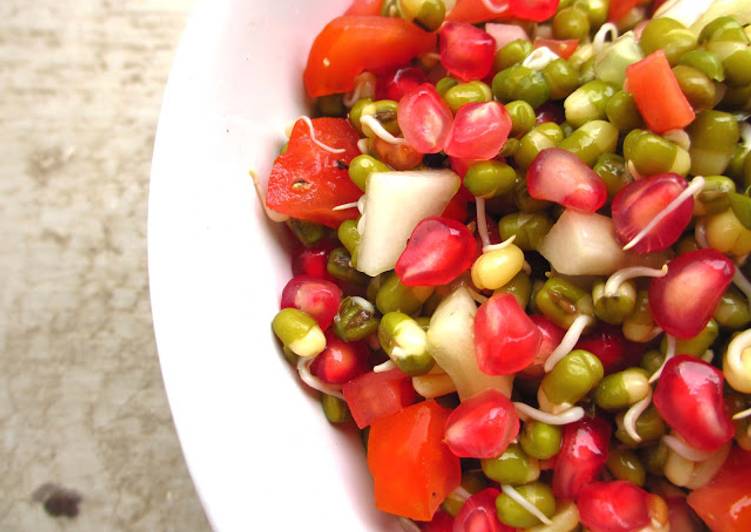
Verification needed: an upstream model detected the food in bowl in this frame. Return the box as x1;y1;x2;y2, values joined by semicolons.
260;0;751;529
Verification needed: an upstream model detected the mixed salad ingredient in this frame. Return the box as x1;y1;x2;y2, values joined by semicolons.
263;0;751;529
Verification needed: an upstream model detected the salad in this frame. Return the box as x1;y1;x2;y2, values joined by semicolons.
261;0;751;530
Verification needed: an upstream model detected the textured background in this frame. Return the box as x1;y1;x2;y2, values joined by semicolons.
0;1;211;530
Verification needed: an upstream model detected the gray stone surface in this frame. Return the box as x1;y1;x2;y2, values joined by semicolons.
0;1;211;530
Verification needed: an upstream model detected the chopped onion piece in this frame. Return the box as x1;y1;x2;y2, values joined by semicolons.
543;314;593;372
663;434;717;462
360;115;406;145
623;176;705;251
623;388;653;443
604;265;668;297
300;116;347;154
513;402;585;425
592;22;618;53
297;357;344;399
501;485;553;526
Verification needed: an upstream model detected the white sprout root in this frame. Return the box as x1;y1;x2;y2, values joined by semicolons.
522;46;560;71
604;265;668;297
623;389;653;443
475;197;491;249
522;261;532;275
513;402;585;425
297;357;344;399
626;160;643;180
467;287;490;305
649;334;676;384
733;267;751;307
501;485;553;526
331;201;359;212
483;235;516;253
543;314;593;372
300;116;346;154
592;22;619;53
399;518;421;532
359;115;406;145
695;219;709;248
343;72;376;108
733;407;751;420
662;129;691;151
481;0;511;14
663;434;716;462
373;360;397;373
357;138;370;154
623;176;706;251
725;328;751;393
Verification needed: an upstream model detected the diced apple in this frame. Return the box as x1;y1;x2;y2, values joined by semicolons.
539;210;668;276
427;286;513;400
356;170;460;277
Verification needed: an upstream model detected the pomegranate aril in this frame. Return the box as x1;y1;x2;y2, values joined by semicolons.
612;173;693;253
398;84;454;154
280;275;342;330
648;248;734;339
526;148;607;213
309;335;368;384
439;22;495;82
522;315;566;378
577;481;651;532
444;390;519;459
380;66;427;102
453;488;513;532
396;216;479;286
576;324;641;374
475;293;542;375
553;417;611;500
292;245;334;279
653;355;734;452
445;102;512;161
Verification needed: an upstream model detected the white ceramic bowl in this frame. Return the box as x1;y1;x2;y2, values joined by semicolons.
149;1;401;530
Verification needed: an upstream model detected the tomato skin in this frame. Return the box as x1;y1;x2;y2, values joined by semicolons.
448;0;558;23
344;0;383;15
304;16;436;98
266;118;361;228
609;0;650;21
342;369;417;428
368;401;462;521
626;50;695;134
687;447;751;532
533;38;578;59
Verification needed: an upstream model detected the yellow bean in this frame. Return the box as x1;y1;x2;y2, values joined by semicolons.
705;209;751;256
471;244;525;291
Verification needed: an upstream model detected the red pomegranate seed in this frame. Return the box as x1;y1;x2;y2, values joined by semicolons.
280;275;342;330
453;488;513;532
475;294;542;375
423;509;454;532
291;244;334;280
612;173;693;253
439;22;495;82
485;23;528;50
576;324;641;374
653;355;734;452
444;390;519;459
553;417;611;500
511;0;559;22
380;66;427;101
649;249;734;339
398;84;454;154
577;481;651;532
523;315;566;378
396;216;479;286
445;102;512;161
527;148;607;213
309;335;369;384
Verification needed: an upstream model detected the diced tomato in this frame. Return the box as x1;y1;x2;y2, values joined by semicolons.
609;0;650;22
342;369;418;428
266;118;361;228
448;0;558;23
303;16;436;98
687;447;751;532
368;401;462;521
534;38;579;59
344;0;383;16
626;50;695;134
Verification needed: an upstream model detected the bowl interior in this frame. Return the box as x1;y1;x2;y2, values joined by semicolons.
149;1;400;530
